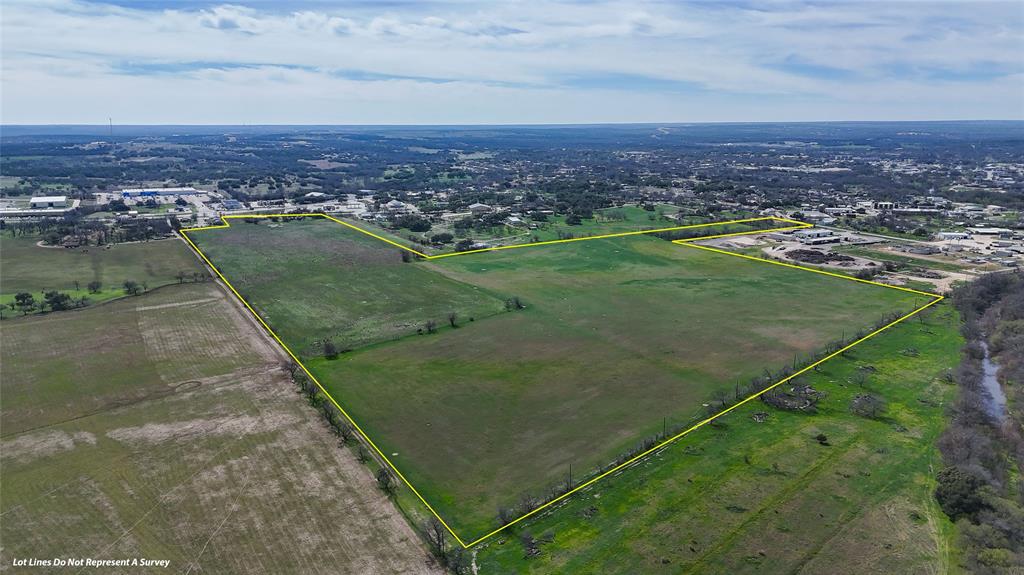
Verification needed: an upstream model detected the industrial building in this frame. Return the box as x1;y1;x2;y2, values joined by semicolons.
121;187;203;198
29;196;68;208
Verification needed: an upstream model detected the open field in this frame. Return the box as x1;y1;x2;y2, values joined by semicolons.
0;279;438;574
189;217;928;538
0;235;203;312
474;304;963;574
191;218;505;355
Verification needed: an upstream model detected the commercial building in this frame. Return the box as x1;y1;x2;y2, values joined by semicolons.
30;196;68;208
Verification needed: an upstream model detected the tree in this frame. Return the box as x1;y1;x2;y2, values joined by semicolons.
123;280;141;296
425;320;437;334
87;280;102;294
455;239;475;252
323;340;339;360
400;250;412;263
431;232;454;244
337;422;354;443
448;547;472;575
447;311;458;328
14;292;35;315
497;506;515;525
424;518;449;563
394;214;431;232
376;467;395;494
712;388;730;408
43;291;72;311
175;271;187;284
505;296;525;311
852;366;870;387
935;466;988;521
850;394;887;419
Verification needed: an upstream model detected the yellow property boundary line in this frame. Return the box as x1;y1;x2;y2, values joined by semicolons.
178;213;943;548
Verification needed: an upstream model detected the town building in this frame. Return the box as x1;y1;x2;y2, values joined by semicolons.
468;203;494;216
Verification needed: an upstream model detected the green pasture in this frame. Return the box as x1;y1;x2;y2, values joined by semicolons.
202;218;926;537
187;218;507;355
0;234;202;312
473;303;963;574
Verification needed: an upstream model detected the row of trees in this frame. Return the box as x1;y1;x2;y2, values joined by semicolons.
284;361;472;573
936;272;1024;573
4;268;212;320
320;302;524;360
8;291;84;316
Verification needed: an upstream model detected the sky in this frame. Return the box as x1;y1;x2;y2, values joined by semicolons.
2;0;1023;124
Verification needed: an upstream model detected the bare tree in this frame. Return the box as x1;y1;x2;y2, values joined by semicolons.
376;467;395;493
424;518;449;563
447;311;458;328
338;422;354;443
850;394;887;419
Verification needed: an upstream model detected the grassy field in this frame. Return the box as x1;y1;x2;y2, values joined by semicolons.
190;217;927;538
188;218;506;356
1;278;438;573
0;235;203;312
472;303;962;574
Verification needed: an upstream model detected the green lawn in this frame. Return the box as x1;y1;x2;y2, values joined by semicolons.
192;217;926;538
473;303;963;574
0;235;203;313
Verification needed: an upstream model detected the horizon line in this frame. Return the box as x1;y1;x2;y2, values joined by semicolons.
3;119;1023;128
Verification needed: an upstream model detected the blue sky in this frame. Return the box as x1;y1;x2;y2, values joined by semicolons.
2;0;1022;124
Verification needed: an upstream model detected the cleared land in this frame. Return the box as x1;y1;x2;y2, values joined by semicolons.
1;260;438;573
474;304;962;574
190;218;926;537
0;235;203;311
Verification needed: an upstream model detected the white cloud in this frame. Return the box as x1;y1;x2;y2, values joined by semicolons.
1;0;1021;123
